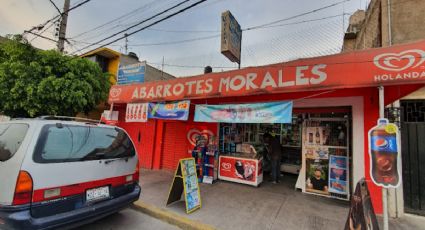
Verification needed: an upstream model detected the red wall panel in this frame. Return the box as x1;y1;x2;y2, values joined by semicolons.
161;122;188;170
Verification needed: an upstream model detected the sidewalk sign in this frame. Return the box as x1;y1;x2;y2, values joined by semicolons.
345;178;379;230
166;158;202;214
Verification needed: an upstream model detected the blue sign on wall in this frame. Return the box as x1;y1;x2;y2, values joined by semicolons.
117;62;145;85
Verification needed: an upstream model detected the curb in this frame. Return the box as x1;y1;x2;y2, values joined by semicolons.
131;201;215;230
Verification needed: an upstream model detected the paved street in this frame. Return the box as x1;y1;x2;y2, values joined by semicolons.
76;208;179;230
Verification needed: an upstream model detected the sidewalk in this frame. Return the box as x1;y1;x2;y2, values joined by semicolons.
137;169;348;230
135;169;425;230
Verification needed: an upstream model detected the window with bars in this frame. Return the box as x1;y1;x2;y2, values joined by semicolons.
401;100;425;122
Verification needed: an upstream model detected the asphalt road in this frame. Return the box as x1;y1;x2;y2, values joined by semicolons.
75;208;179;230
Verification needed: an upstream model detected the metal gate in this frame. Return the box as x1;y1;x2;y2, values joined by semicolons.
401;100;425;215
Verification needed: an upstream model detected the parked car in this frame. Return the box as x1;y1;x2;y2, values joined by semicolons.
0;118;140;229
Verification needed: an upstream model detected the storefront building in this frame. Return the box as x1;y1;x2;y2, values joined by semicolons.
106;40;425;215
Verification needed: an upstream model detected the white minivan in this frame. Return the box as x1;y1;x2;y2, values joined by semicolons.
0;118;140;229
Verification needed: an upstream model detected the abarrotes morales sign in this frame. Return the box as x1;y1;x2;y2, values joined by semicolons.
108;40;425;103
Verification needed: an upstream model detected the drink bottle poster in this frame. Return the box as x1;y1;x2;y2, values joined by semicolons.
125;103;148;122
368;118;401;188
148;100;190;120
306;127;324;145
166;158;201;214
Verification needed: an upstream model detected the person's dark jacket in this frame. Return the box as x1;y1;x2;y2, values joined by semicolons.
267;136;282;161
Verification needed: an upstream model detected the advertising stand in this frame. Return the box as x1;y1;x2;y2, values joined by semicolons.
299;118;350;201
167;158;202;214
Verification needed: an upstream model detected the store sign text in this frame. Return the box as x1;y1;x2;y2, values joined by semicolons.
130;64;327;100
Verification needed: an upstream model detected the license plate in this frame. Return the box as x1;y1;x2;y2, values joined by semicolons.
86;186;110;202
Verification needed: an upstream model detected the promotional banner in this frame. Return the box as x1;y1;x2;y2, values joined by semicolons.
109;40;425;103
329;155;349;195
148;100;190;120
344;179;379;230
126;103;148;122
117;62;145;85
368;118;401;188
194;101;293;123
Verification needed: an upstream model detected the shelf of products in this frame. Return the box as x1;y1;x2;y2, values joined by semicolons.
192;136;219;184
301;118;350;201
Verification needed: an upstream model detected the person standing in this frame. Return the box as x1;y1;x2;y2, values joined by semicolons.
263;133;282;184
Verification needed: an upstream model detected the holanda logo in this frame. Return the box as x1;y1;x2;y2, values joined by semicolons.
187;129;214;146
221;162;231;170
374;49;425;71
110;88;122;98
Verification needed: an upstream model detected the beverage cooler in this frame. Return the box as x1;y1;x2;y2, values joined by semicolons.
296;118;351;201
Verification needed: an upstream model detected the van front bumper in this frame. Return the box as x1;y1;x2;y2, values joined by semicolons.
0;184;141;230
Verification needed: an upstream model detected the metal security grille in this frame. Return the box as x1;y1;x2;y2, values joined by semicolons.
401;100;425;122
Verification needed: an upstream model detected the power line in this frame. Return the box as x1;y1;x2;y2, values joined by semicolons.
25;31;57;43
244;0;350;31
69;0;160;39
124;14;345;47
72;0;208;55
73;0;192;53
48;0;62;14
24;0;93;36
146;28;219;33
130;34;220;46
147;62;235;69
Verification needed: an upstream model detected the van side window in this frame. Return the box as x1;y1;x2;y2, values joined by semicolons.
0;124;29;161
34;125;136;163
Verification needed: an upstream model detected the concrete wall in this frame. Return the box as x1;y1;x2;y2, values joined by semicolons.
343;0;425;51
390;0;425;45
145;64;175;82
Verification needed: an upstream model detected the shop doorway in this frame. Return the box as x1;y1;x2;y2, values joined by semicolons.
401;100;425;216
217;107;353;200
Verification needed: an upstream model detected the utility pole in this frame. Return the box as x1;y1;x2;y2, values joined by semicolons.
124;33;128;54
57;0;70;52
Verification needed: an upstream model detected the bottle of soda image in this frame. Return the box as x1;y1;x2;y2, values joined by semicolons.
369;119;399;187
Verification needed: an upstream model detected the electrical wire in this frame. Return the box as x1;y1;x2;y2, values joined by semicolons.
73;0;192;53
244;0;351;31
48;0;62;14
70;0;161;39
72;0;208;55
24;0;93;35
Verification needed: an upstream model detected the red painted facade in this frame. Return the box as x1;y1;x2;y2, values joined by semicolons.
107;41;425;215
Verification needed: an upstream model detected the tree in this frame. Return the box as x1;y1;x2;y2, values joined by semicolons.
0;35;111;118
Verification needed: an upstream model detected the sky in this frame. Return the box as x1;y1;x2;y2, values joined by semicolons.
0;0;371;77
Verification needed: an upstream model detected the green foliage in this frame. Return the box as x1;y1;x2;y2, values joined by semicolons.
0;35;110;118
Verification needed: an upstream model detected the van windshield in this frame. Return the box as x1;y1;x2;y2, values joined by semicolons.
0;123;29;162
34;124;135;163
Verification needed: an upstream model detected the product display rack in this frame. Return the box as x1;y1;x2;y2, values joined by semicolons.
192;136;219;184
